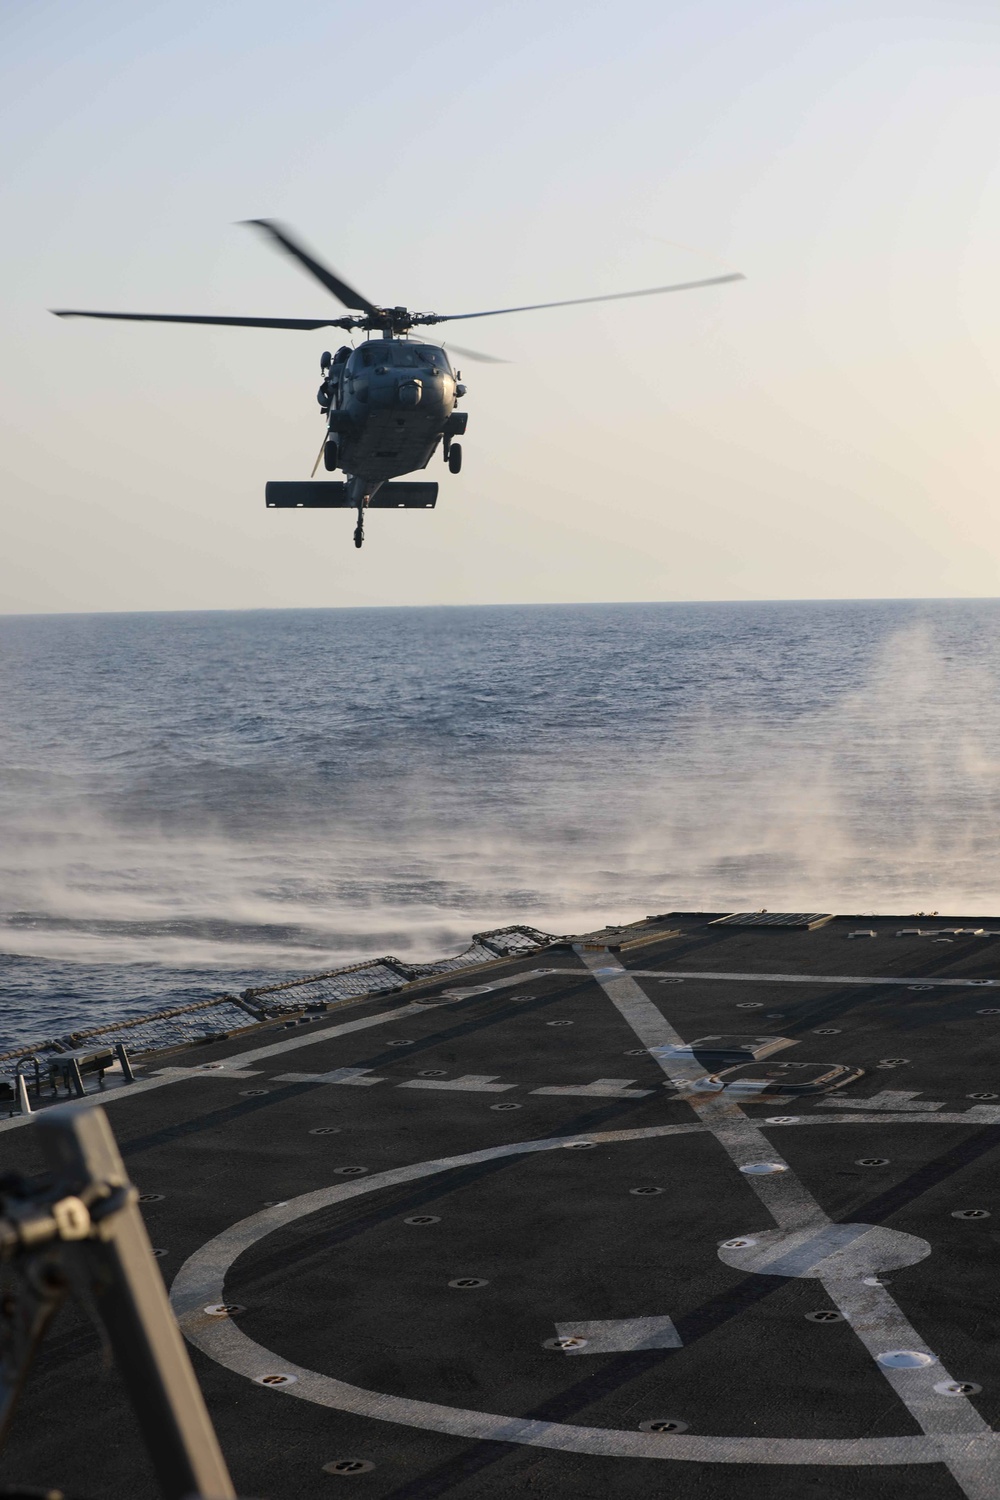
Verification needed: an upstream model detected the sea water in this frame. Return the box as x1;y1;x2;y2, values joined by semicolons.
2;599;999;1050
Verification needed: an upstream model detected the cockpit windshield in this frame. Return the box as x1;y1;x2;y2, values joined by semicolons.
411;345;451;370
353;342;451;371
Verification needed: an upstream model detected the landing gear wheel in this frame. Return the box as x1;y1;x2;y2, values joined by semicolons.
324;439;339;472
448;443;462;475
354;525;363;548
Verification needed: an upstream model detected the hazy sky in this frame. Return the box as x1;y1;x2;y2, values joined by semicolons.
2;0;999;612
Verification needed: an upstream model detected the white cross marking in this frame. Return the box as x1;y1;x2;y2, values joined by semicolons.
275;1068;386;1087
827;1090;945;1113
398;1074;518;1092
532;1078;653;1098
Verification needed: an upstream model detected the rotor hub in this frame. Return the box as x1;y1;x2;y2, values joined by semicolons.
350;306;439;335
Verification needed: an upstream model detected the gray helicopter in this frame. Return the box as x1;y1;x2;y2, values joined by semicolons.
52;221;744;549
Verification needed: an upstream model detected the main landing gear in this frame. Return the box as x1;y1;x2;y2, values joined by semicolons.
446;441;462;474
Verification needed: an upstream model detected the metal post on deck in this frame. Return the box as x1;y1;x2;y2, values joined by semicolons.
0;1105;237;1500
68;1057;86;1097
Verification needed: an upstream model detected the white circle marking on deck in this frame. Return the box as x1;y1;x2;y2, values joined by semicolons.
171;1123;981;1468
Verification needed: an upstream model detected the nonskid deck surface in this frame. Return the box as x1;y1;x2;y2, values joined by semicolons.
6;912;1000;1500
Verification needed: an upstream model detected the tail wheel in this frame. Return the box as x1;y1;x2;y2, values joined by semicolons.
448;443;462;475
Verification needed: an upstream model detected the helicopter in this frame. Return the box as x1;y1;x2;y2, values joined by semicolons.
52;221;745;549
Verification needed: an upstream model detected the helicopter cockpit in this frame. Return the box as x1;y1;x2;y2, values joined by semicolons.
350;342;451;373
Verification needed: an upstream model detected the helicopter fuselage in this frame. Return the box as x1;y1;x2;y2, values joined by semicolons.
51;216;743;551
321;337;466;485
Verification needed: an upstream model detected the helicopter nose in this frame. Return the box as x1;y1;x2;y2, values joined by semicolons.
398;378;422;407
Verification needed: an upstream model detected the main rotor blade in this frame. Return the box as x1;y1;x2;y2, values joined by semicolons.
424;272;745;324
50;310;355;330
242;219;377;314
439;342;508;364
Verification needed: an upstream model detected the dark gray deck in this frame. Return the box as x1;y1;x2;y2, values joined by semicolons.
5;912;1000;1500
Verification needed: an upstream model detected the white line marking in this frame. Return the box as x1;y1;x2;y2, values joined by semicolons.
772;1111;1000;1126
398;1074;518;1092
582;956;820;1229
531;1078;653;1098
152;1066;264;1080
552;1316;682;1353
579;949;994;1498
626;970;998;989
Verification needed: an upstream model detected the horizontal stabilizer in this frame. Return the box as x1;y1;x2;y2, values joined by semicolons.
265;482;438;509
